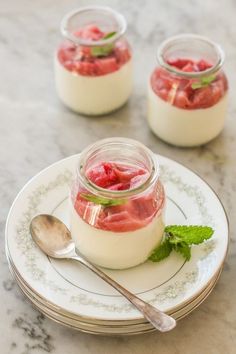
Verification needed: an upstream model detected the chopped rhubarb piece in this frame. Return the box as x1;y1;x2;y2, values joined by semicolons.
75;61;97;76
74;25;104;41
174;91;191;109
107;182;130;191
197;59;212;71
182;62;195;72
192;86;213;108
95;57;118;75
167;58;194;70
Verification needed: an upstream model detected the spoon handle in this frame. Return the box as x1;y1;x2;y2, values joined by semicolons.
71;255;176;332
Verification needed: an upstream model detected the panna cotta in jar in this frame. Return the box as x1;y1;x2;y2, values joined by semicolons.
147;34;228;147
55;7;133;115
70;138;165;269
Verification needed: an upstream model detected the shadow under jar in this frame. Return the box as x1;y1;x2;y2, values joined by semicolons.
147;34;228;147
70;138;165;269
55;6;133;116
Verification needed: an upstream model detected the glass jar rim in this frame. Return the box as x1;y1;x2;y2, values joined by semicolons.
60;6;127;47
157;34;225;78
77;137;159;199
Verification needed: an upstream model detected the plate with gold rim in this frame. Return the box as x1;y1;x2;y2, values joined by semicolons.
8;257;223;335
5;154;228;323
6;246;223;326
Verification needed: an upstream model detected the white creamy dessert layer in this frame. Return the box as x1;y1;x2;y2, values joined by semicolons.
55;58;133;115
147;84;228;147
70;205;165;270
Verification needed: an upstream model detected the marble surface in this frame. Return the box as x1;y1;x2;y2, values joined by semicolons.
1;0;236;353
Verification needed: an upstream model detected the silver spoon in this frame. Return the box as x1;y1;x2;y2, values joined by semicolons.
30;214;176;332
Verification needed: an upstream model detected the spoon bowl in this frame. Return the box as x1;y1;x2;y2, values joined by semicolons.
30;214;75;258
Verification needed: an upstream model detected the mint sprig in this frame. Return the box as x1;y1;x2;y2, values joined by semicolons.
91;31;117;57
191;75;216;89
103;31;117;40
148;239;172;262
174;242;191;261
165;225;214;245
80;193;126;207
148;225;214;262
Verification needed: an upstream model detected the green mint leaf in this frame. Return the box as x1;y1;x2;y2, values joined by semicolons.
191;74;216;89
91;43;114;57
103;31;117;40
191;82;204;89
148;239;173;262
201;74;216;85
165;225;214;245
91;32;117;57
174;242;191;261
80;193;126;207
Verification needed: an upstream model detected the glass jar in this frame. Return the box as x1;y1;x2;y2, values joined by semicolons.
55;6;133;116
147;34;228;147
70;137;165;269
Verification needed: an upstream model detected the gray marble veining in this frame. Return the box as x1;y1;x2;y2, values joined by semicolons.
1;0;236;353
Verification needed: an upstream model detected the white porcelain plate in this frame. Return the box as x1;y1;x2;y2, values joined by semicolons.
5;154;228;323
7;256;222;335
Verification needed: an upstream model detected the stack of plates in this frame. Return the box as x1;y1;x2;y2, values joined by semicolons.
5;155;229;335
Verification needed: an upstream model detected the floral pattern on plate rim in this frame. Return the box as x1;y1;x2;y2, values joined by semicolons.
10;163;217;312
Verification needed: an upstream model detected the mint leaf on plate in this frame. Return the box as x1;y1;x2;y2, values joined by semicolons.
149;225;214;263
174;242;191;261
148;239;173;262
165;225;214;245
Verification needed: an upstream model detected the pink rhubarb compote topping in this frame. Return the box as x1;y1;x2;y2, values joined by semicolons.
57;25;131;76
151;58;228;109
74;162;164;232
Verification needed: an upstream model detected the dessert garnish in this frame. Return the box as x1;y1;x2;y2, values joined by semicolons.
191;74;216;90
80;193;126;207
149;225;214;262
103;31;117;39
91;31;117;57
